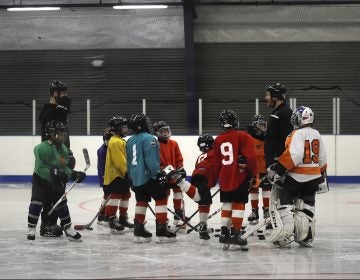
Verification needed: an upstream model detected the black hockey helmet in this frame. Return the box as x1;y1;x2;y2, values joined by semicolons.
128;113;152;134
265;83;286;100
49;80;68;96
219;109;239;129
108;116;128;137
45;120;67;144
197;134;214;153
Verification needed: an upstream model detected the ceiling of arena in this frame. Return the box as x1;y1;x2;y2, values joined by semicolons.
2;0;360;8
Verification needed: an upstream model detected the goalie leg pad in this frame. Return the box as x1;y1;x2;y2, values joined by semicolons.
294;199;315;243
269;205;294;243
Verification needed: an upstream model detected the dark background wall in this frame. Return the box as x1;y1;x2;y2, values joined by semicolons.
0;4;360;136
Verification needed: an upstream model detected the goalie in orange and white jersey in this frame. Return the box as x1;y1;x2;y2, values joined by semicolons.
266;106;327;248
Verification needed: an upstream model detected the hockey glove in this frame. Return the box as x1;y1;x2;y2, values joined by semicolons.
248;176;260;191
50;166;68;184
156;171;168;188
176;168;186;179
71;170;86;183
56;96;72;112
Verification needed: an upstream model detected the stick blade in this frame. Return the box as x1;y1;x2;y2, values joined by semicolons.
74;225;86;231
82;148;90;169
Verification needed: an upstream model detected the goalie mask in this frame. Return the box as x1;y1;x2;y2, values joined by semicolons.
197;134;214;153
219;109;239;129
291;106;314;129
108;116;128;137
45;120;67;145
153;121;171;142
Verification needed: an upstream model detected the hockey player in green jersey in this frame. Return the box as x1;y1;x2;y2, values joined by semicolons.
27;120;86;242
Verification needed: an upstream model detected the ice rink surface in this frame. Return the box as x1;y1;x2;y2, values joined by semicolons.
0;183;360;279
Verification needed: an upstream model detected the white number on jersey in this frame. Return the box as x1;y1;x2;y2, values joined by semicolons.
220;142;233;165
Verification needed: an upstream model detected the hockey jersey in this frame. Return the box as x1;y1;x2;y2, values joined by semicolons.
278;126;327;182
158;139;183;170
192;149;218;188
213;129;257;192
103;135;127;185
126;132;160;187
250;135;266;174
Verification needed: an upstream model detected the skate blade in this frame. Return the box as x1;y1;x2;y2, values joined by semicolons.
222;243;230;250
156;236;177;243
229;244;249;251
200;239;210;246
133;236;152;243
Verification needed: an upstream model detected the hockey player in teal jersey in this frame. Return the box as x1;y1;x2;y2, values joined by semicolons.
27;120;86;242
126;113;176;243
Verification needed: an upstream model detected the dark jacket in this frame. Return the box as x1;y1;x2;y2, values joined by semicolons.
264;102;293;168
39;103;70;148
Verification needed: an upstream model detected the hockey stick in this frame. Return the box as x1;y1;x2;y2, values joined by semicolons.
174;188;220;234
148;203;156;217
240;217;271;239
74;195;111;230
167;207;196;231
48;148;91;216
186;206;222;234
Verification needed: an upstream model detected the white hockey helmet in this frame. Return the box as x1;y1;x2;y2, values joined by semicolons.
291;106;314;128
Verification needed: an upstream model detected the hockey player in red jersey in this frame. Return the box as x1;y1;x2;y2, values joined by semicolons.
153;121;187;230
165;134;218;242
213;109;258;250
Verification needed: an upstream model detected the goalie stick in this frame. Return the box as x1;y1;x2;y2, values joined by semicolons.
74;195;111;230
48;148;91;216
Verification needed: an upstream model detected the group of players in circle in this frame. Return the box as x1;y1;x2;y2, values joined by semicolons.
27;81;327;251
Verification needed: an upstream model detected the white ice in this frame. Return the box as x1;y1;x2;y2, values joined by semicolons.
0;183;360;279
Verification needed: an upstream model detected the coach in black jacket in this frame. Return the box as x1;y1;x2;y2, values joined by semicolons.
264;83;293;168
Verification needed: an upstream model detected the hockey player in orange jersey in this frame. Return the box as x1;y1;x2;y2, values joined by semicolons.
267;106;327;247
153;121;187;231
246;115;272;225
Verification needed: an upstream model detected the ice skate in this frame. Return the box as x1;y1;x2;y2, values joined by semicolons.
63;224;82;242
119;215;134;232
109;217;125;234
219;226;230;250
133;220;152;243
198;222;210;245
27;225;36;241
229;230;248;251
156;222;177;243
40;223;63;237
247;208;259;225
